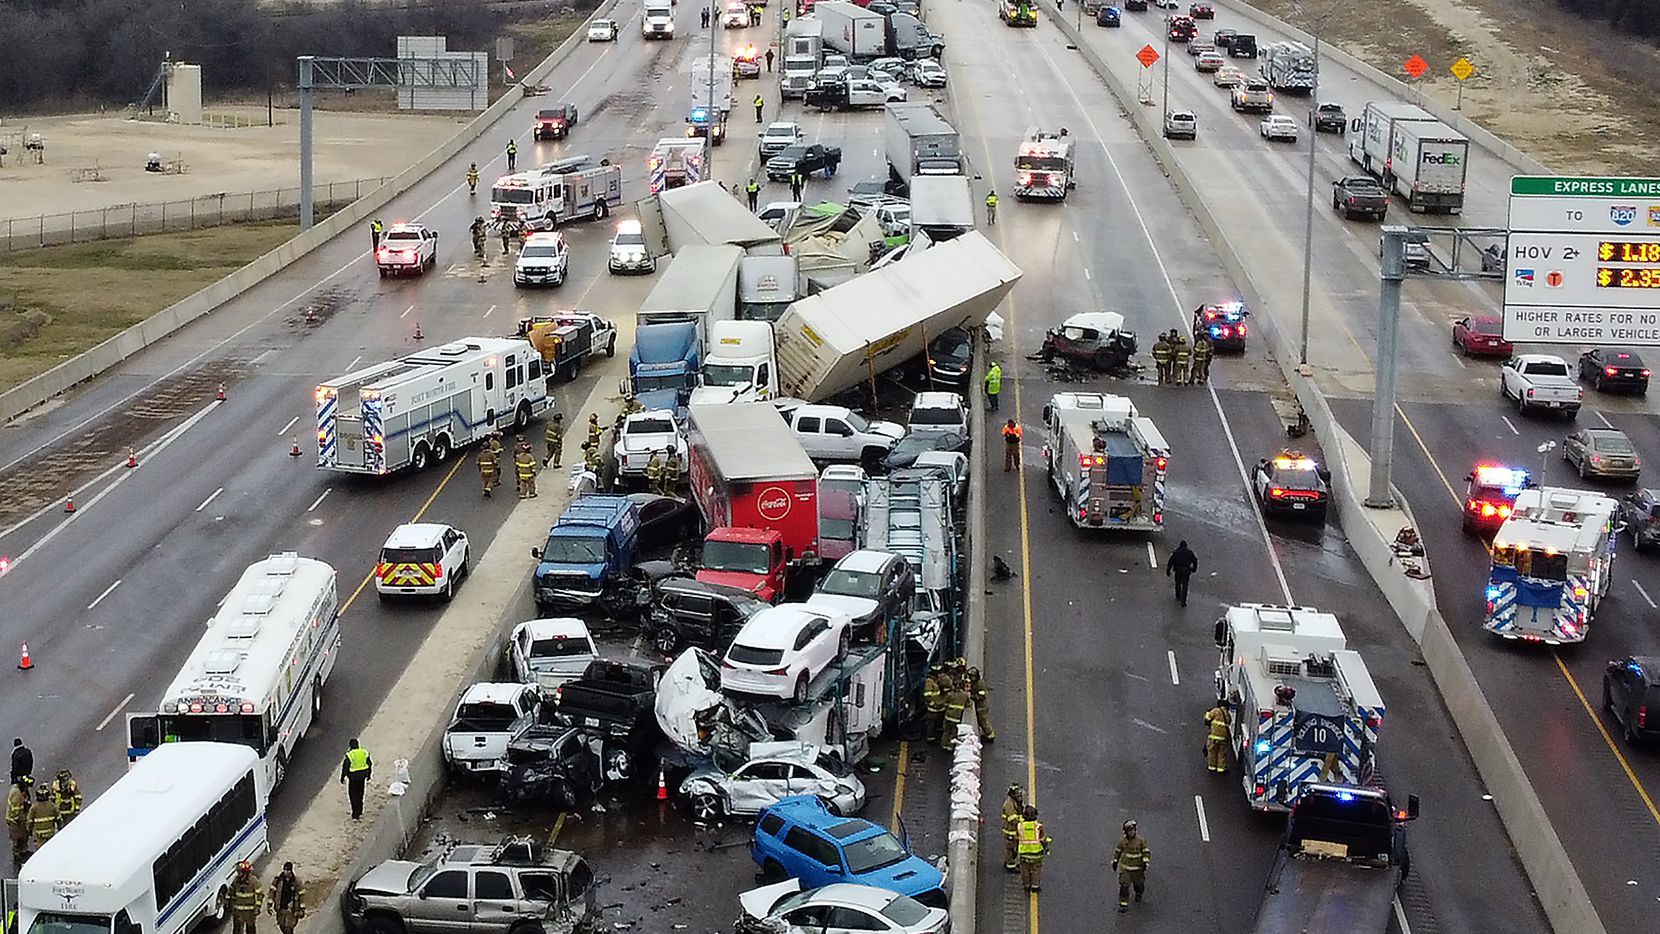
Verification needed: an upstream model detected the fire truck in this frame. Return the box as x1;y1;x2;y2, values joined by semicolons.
489;157;623;230
648;138;709;194
1461;463;1531;535
1040;391;1169;532
1013;128;1075;201
1484;486;1618;644
1214;603;1385;812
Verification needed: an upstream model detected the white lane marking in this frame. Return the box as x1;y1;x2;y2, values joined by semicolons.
1145;542;1157;569
1167;650;1180;685
1084;267;1092;280
484;304;497;318
196;487;224;512
0;46;622;479
1194;795;1210;842
87;579;122;610
1033;39;1294;603
277;415;299;437
345;355;363;371
1131;717;1168;734
1499;415;1519;436
1634;580;1658;610
1594;410;1614;429
1394;896;1413;934
95;693;135;732
307;488;332;513
1072;230;1079;241
399;305;414;319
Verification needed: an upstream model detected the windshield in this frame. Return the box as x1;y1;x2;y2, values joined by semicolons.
539;535;607;564
1494;545;1568;581
821;478;863;498
880;897;930;927
843;411;872;432
629;416;676;436
777;145;806;160
1471;319;1502;335
842;832;910;874
493;188;535;204
384;230;420;241
1274;466;1323;490
727;643;785;666
1527;361;1571;378
28;914;113;934
453;702;521;729
521;245;560;258
1016;156;1069;171
614;232;645;248
910;406;963;426
702;363;756;387
157;713;267;752
381;545;440;564
821;517;856;539
633;373;696;392
1592;435;1636;454
529;636;591;659
703;540;771;575
822;568;881;598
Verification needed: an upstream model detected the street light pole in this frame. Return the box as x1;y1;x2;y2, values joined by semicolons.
707;11;717;174
1161;27;1170;120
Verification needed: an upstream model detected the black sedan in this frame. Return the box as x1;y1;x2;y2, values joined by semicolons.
1250;451;1331;519
1577;347;1649;394
881;430;965;471
926;327;974;388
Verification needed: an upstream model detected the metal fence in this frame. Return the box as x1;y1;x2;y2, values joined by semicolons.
0;177;393;254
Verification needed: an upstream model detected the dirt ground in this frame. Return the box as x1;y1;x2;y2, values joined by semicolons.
1245;0;1660;175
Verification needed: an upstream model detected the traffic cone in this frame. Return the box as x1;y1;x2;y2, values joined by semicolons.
216;382;227;401
126;448;138;468
290;436;302;457
413;321;425;341
63;495;75;513
656;767;669;801
17;643;32;671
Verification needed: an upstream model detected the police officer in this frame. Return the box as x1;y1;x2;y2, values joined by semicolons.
515;443;538;499
645;449;664;494
765;48;775;72
1190;334;1213;385
1016;805;1049;893
6;777;30;863
662;447;682;494
478;442;500;497
1151;332;1172;385
27;786;57;852
1000;784;1025;871
940;679;970;751
984;361;1002;411
754;93;765;123
789;170;804;202
470;216;488;260
369;218;385;250
543;413;566;468
920;666;947;742
340;738;372;821
466;162;480;195
1171;333;1192;385
985;190;999;226
506;139;518;171
267;862;306;934
964;667;995;743
745;177;761;212
1203;698;1231;773
50;769;81;827
1166;539;1198;607
230;860;262;934
1112;820;1151;911
9;739;30;786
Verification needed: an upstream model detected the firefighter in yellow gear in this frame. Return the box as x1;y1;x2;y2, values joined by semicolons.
1151;334;1172;385
478;445;500;497
1000;783;1025;871
1112;820;1150;911
28;786;58;851
921;666;948;742
230;860;262;934
940;681;970;751
267;861;306;934
51;769;81;826
466;163;480;194
963;667;995;742
1190;335;1213;384
514;445;538;499
583;441;603;473
1016;806;1049;892
623;392;645;415
645;450;664;492
544;413;566;468
6;778;30;863
1171;335;1192;385
661;448;682;494
1203;700;1231;773
587;413;604;448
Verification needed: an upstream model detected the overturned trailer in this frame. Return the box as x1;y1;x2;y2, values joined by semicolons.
774;231;1021;401
636;181;782;257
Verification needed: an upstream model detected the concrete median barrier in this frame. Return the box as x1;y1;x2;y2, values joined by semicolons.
0;0;619;428
1046;6;1599;932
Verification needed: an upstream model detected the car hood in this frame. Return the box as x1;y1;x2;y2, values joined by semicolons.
352;861;420;896
696;569;771;597
738;880;804;920
655;648;772;760
805;592;879;620
858;855;946;894
869;420;906;441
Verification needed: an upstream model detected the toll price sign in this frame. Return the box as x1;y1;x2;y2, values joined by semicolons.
1504;176;1660;346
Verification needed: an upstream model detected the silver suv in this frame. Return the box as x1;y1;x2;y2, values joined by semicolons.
345;837;596;934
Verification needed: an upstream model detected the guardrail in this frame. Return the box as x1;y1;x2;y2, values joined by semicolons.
1046;5;1598;932
0;178;392;254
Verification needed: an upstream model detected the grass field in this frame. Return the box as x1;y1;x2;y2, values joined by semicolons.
0;223;305;392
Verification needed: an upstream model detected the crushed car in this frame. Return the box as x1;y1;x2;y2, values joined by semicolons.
1036;311;1139;374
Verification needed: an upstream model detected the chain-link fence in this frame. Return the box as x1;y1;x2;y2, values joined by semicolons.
0;176;394;254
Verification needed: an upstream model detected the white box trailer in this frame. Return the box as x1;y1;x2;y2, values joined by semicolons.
909;175;975;242
316;338;551;474
636;181;782;257
639;244;744;348
816;1;887;59
1347;101;1435;188
774;231;1021;401
884;103;963;186
1388;120;1469;214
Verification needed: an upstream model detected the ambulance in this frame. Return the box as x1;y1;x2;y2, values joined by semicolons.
1484;486;1618;644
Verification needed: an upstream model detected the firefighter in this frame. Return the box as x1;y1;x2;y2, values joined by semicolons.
1000;783;1025;871
662;447;682;494
1112;820;1150;911
1151;332;1172;385
6;778;29;863
267;862;305;934
514;443;538;499
746;178;761;211
499;218;515;257
1190;334;1213;385
1001;419;1022;473
985;190;998;226
940;679;970;751
470;217;488;259
506;139;518;171
1171;333;1192;385
920;665;947;742
645;449;664;494
478;443;500;497
50;769;81;826
586;412;604;449
582;440;602;474
544;413;566;468
466;162;479;195
27;786;57;852
964;667;995;743
230;860;262;934
1203;699;1231;773
1016;805;1049;893
623;392;645;415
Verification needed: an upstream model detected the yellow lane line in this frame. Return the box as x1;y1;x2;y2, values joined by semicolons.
338;456;468;616
890;741;911;829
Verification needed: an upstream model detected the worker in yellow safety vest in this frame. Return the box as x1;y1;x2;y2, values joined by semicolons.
1016;806;1050;892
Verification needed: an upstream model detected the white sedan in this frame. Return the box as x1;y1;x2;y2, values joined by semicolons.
740;882;950;934
1260;114;1300;142
721;604;851;702
910;59;947;88
680;741;867;820
586;18;618;41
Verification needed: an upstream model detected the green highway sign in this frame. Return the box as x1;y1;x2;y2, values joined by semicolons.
1511;176;1660;197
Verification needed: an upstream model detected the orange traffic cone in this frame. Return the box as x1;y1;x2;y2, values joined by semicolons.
290;436;302;457
18;643;32;671
126;448;138;468
656;767;669;801
63;495;75;513
413;321;425;341
216;382;227;401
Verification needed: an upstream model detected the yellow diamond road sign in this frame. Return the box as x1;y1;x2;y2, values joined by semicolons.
1450;57;1475;81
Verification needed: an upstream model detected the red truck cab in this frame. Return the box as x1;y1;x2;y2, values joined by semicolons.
698;527;788;603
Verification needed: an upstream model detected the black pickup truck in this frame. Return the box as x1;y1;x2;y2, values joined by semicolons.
549;659;664;784
1332;176;1390;221
765;143;843;181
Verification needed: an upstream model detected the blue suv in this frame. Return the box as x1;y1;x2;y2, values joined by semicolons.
750;796;947;908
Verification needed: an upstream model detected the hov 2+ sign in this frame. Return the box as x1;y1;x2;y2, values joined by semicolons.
1503;175;1660;346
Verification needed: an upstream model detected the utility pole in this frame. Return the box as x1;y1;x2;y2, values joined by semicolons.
1297;32;1321;366
1366;227;1408;508
1161;27;1170;120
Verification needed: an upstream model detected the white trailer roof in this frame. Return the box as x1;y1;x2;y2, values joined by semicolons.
689;401;817;481
658;182;781;249
322;337;524;392
642;244;744;315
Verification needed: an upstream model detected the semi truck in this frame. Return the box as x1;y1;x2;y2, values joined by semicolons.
1214;603;1385;812
1483;486;1617;644
908;175;975;242
774;231;1021;401
886;13;946;59
316;338;551;475
737;254;803;322
635;181;781;257
1259;41;1316;92
691;320;780;405
884;102;964;190
1347;101;1469;212
1038;392;1170;531
638;243;743;350
817;1;888;60
648;137;708;194
643;0;675;38
688;58;734;146
629;323;700;415
1249;783;1418;934
782;19;826;99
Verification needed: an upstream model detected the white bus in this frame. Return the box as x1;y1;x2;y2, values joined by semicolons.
127;553;341;790
18;743;270;934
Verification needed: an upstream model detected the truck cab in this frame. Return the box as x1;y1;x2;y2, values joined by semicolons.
642;0;674;37
1250;784;1417;934
628;322;701;415
699;527;789;602
692;320;779;404
531;495;642;612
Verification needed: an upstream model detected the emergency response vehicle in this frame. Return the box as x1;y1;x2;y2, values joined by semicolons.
734;43;763;78
316;338;551;475
1040;391;1170;532
126;553;340;791
516;312;618;384
1214;603;1385;812
375;222;438;277
1484;486;1618;644
1461;463;1531;535
1013;127;1076;201
649;137;709;193
1192;301;1249;352
489;157;623;230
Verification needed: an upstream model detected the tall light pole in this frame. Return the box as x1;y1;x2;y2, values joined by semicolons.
1297;1;1344;366
706;10;718;173
1161;23;1170;120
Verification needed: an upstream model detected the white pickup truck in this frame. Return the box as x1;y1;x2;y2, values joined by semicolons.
615;409;688;480
783;403;907;463
1500;354;1583;417
442;682;542;776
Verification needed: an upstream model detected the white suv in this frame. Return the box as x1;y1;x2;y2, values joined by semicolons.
375;522;470;601
608;219;655;274
721;604;851;703
514;231;570;287
907;391;969;447
785;404;906;463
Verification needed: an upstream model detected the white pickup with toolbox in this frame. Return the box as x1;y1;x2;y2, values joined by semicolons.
316;338;551;475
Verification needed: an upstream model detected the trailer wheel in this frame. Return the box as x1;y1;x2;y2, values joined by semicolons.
433;436;452;463
411;443;432;471
513;402;532;433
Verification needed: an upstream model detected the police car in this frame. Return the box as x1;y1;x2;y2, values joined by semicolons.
514;231;570;287
376;522;471;602
1462;464;1531;536
375;222;439;277
1192;301;1249;353
1250;451;1330;519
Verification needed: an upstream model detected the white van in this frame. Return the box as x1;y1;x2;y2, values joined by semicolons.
643;0;675;38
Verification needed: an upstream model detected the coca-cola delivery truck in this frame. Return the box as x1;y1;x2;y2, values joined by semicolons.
687;402;820;602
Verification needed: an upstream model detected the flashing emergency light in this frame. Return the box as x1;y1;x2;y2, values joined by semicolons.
1473;464;1529;493
0;556;10;575
1272;456;1317;470
1154;456;1168;471
1485;587;1502;601
1017;172;1033;186
1255;740;1271;754
1336;791;1355;802
1079;453;1107;468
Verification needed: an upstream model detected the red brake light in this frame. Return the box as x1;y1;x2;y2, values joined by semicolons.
1640;706;1649;729
1155;456;1168;471
766;666;790;675
1606;366;1619;376
1237;323;1247;336
1644;369;1653;377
